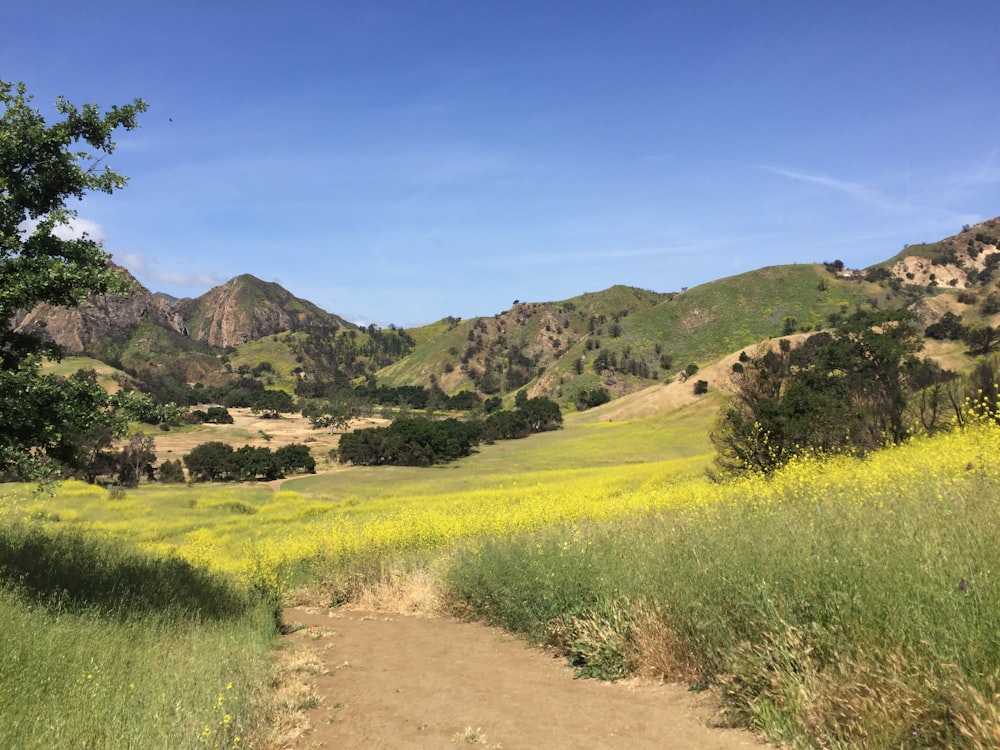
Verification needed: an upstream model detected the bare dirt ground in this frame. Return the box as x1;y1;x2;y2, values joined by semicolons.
151;409;389;472
278;605;768;750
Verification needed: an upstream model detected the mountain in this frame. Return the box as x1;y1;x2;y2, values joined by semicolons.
13;263;187;354
379;218;1000;405
14;270;352;355
173;274;352;349
378;264;889;403
13;217;1000;408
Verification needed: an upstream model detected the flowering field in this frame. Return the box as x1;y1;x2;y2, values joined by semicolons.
443;423;1000;748
2;406;999;747
0;403;718;586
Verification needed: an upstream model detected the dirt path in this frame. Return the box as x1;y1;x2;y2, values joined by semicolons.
280;606;767;750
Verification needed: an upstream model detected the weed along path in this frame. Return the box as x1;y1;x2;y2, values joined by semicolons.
279;606;767;749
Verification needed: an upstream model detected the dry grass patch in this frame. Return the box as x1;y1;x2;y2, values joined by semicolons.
322;565;443;616
342;568;442;615
265;629;329;749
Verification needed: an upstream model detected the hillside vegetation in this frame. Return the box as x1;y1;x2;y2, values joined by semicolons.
378;265;892;407
13;218;1000;417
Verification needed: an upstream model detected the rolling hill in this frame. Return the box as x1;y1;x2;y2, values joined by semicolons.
13;217;1000;409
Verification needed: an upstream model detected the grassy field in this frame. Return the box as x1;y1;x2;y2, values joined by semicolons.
40;356;130;392
444;425;1000;747
2;397;1000;747
0;524;277;749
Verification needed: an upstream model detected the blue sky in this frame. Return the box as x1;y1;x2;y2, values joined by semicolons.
6;2;1000;326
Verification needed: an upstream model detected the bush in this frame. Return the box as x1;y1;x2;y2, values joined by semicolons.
205;405;234;424
157;458;185;483
577;386;611;410
982;293;1000;316
925;311;966;341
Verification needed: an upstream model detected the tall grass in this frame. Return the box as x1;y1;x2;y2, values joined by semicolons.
443;425;1000;747
7;411;999;747
0;524;278;749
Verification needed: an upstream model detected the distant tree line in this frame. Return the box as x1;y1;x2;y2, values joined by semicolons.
183;442;315;482
338;395;563;467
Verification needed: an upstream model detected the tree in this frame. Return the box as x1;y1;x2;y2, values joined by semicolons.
964;325;999;356
274;444;316;475
925;311;966;341
157;458;186;483
230;445;280;482
249;389;295;419
205;406;234;424
0;81;147;479
711;310;923;476
117;432;156;486
184;442;234;482
577;386;611;410
517;396;563;432
482;410;531;441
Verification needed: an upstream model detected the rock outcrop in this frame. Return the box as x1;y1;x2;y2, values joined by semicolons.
13;267;352;354
13;265;186;354
173;274;348;349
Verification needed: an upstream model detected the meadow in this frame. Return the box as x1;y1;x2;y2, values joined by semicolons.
2;395;999;748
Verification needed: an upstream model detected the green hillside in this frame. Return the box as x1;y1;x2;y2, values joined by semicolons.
40;356;133;392
376;285;668;401
377;264;894;407
23;218;1000;412
610;264;890;367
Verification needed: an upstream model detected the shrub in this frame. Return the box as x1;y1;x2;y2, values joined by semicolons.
577;386;612;411
157;458;185;483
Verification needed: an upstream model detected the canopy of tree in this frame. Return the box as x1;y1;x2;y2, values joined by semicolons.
183;442;315;482
1;81;148;479
711;309;938;476
338;396;563;467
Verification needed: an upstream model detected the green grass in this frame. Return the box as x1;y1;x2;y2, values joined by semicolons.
620;264;888;366
442;426;1000;747
0;524;277;749
286;401;715;497
8;388;1000;748
225;331;304;393
40;356;129;390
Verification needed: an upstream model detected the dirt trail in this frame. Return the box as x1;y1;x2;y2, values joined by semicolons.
280;606;767;750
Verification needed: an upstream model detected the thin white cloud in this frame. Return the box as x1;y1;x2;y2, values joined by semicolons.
761;165;891;206
19;216;107;242
767;164;990;232
110;252;224;290
962;147;1000;187
758;164;977;225
939;148;1000;204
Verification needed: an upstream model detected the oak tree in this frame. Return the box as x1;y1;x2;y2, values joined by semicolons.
0;81;147;478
